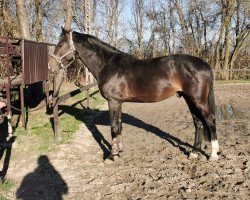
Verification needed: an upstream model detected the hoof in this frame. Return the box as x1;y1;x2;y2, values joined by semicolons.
118;144;123;153
189;152;198;159
209;154;219;161
104;154;114;165
6;134;13;141
104;153;120;164
118;150;123;157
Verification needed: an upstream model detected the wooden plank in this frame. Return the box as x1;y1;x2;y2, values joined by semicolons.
0;48;6;54
57;82;97;104
213;69;250;72
0;75;22;86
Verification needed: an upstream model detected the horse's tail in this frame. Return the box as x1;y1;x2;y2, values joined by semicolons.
204;71;216;141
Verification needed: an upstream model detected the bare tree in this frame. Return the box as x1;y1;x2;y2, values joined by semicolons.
35;0;43;42
156;3;170;55
114;0;119;48
229;0;250;74
169;0;176;54
64;0;73;30
222;0;235;80
146;0;157;58
174;0;189;53
101;0;122;47
15;0;31;39
0;1;20;37
132;0;145;58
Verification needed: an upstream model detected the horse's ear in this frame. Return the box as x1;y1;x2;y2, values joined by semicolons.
61;26;66;35
61;26;71;35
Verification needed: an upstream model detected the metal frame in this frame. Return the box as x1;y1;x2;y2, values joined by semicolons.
0;37;49;134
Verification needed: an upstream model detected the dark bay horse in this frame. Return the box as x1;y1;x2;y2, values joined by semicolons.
49;28;219;161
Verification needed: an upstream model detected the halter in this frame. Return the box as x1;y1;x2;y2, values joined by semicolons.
49;31;76;71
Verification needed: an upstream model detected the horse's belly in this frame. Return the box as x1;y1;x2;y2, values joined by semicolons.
125;85;177;103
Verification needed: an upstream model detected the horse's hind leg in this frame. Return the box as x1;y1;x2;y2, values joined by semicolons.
108;100;123;158
189;116;203;159
184;96;203;159
203;112;219;161
193;100;219;161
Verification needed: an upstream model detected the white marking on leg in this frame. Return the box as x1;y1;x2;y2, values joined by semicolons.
7;113;13;134
117;135;123;152
210;140;219;160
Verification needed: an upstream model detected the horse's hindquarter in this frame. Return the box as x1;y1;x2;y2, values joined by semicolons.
170;55;213;96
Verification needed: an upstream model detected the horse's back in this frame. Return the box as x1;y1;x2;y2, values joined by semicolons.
159;54;212;72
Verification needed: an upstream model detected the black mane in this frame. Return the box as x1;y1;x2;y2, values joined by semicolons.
73;31;121;54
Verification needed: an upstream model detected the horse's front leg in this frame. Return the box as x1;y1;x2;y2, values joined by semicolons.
108;100;123;157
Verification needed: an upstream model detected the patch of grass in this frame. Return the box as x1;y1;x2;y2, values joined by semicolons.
13;90;105;153
6;86;104;153
0;179;15;199
72;92;87;101
0;180;15;191
70;89;105;105
91;91;105;102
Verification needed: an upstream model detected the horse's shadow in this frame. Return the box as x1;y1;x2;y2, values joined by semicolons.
59;105;208;159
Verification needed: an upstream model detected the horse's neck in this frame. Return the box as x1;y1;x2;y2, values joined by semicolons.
76;44;116;81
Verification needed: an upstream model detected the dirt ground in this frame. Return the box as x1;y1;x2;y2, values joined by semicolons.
2;83;250;199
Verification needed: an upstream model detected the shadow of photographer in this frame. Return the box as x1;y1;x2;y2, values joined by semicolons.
16;155;68;200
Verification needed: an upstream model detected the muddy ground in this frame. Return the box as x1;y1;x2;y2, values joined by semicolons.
3;83;250;199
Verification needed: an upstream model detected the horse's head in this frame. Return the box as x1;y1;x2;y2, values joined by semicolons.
48;27;76;75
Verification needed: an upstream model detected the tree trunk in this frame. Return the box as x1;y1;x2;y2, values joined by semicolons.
0;1;20;37
133;0;145;58
15;0;31;39
35;0;43;42
160;8;169;55
104;0;112;44
223;0;235;80
229;0;250;74
230;30;250;71
175;0;188;53
114;0;119;48
215;3;226;71
64;0;73;30
169;1;175;54
200;12;207;54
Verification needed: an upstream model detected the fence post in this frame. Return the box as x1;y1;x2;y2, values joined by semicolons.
5;37;13;136
86;88;90;108
20;84;25;128
53;78;60;141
